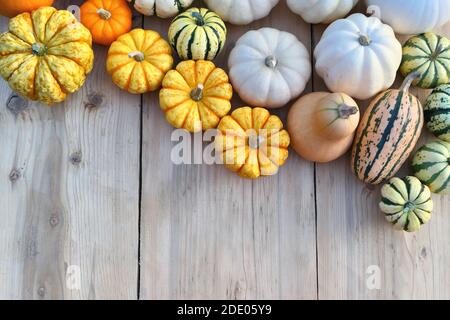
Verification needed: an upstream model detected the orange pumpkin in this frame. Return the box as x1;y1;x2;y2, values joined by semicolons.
80;0;132;46
0;0;54;17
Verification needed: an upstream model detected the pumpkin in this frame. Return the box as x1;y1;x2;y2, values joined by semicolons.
0;7;94;104
228;28;311;109
0;0;54;17
204;0;279;25
288;92;360;163
80;0;132;46
425;84;450;142
380;176;433;233
287;0;358;24
400;33;450;90
413;140;450;195
127;0;194;18
366;0;450;35
106;28;173;94
159;60;233;132
216;107;290;179
314;13;402;100
351;73;424;185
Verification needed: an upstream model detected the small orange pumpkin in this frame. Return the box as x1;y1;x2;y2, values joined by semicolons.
80;0;132;46
0;0;54;17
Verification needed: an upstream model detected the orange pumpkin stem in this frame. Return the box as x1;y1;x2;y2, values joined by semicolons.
400;71;421;92
190;84;204;101
97;8;112;20
337;104;358;119
128;51;145;62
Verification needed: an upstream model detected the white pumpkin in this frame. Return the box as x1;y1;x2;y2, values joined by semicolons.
127;0;194;18
228;28;311;109
314;13;402;100
287;0;359;24
366;0;450;35
204;0;279;25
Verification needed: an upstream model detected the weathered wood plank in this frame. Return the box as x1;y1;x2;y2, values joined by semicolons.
0;1;140;299
140;0;317;300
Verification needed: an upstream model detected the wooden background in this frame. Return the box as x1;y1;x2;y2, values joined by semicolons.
0;0;449;300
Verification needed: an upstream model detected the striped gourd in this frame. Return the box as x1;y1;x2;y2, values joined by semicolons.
424;84;450;142
168;7;226;61
351;73;424;185
400;33;450;89
380;176;433;233
413;140;450;195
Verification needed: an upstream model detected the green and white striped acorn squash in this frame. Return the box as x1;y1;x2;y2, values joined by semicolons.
413;140;450;195
168;7;226;61
400;33;450;89
351;73;424;185
425;84;450;142
380;176;433;233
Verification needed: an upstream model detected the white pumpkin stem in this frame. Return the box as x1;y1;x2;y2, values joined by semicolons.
338;104;358;119
128;51;145;62
265;56;278;69
358;35;371;46
97;8;112;20
367;5;381;20
190;84;204;101
400;71;421;92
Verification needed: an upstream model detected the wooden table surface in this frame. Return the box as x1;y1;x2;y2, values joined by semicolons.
0;0;449;300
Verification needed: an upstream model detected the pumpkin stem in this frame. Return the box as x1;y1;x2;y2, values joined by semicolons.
249;135;265;150
337;104;358;119
31;43;47;56
191;12;205;26
358;35;371;46
265;56;278;69
128;51;145;62
431;44;443;61
403;202;416;213
400;71;421;92
190;84;204;101
367;5;381;19
97;8;112;20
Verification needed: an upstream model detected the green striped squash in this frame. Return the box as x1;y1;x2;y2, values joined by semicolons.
168;7;226;61
425;84;450;142
413;140;450;195
400;32;450;89
380;176;433;233
351;73;424;185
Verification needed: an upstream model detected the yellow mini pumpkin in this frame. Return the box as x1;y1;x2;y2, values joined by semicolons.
159;60;233;132
0;7;94;104
106;29;174;94
216;107;290;179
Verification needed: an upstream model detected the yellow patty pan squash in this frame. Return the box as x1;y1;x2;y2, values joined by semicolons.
107;29;174;94
159;60;233;132
0;7;94;105
216;107;290;179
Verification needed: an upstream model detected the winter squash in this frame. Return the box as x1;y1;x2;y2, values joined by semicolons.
380;176;433;232
81;0;132;46
400;33;450;90
159;60;233;132
0;0;54;17
216;107;290;179
127;0;194;18
204;0;279;25
351;73;424;185
0;7;94;104
287;0;358;24
106;29;173;94
425;85;450;142
366;0;450;35
228;28;311;109
314;13;402;100
168;8;226;61
413;140;450;195
287;92;360;163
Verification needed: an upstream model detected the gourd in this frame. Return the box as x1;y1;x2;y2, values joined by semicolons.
81;0;132;46
366;0;450;35
204;0;279;25
168;8;226;61
413;140;450;195
351;73;424;185
400;33;450;90
216;107;290;179
314;13;402;100
0;0;54;17
228;28;311;109
159;60;233;132
287;0;358;24
287;92;360;163
425;84;450;142
106;29;173;94
380;176;433;233
0;7;94;104
127;0;194;18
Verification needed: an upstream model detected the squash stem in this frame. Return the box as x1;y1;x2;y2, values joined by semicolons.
400;71;421;92
128;51;145;62
31;43;47;56
249;135;264;150
358;35;371;46
97;8;112;20
338;104;358;119
190;84;204;101
431;44;443;61
265;56;278;69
